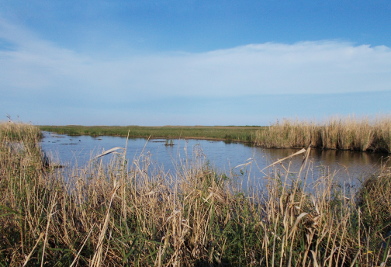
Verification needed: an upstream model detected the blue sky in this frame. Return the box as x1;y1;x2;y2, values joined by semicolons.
1;0;390;126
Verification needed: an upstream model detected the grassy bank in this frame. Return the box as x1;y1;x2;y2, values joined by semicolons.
39;125;260;143
40;117;391;153
255;117;391;153
1;122;391;266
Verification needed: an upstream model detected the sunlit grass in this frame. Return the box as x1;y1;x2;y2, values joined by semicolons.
1;122;390;266
40;116;391;154
255;116;391;153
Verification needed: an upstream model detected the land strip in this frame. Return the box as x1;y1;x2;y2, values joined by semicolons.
40;116;391;153
39;125;262;143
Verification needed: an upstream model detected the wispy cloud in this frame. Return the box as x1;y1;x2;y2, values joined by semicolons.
1;18;390;125
2;19;390;96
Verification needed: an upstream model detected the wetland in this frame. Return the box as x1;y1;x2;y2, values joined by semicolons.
1;120;391;266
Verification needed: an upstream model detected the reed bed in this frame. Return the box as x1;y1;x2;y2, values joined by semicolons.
1;122;391;266
255;116;391;153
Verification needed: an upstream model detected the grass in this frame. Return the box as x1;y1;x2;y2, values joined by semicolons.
39;125;261;143
1;122;391;266
254;116;391;153
40;116;391;154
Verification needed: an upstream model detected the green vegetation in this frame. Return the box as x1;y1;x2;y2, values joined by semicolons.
255;116;391;153
1;122;391;266
39;125;260;143
40;116;391;153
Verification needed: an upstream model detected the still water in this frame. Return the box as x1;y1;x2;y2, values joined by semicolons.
40;132;389;188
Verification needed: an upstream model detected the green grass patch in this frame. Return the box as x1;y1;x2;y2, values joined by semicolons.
39;125;262;143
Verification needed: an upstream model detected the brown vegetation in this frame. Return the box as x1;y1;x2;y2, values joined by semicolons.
255;116;391;153
1;122;390;266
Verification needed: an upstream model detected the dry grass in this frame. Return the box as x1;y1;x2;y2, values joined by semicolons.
255;116;391;153
1;122;390;266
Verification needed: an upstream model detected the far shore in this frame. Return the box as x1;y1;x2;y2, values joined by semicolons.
40;117;391;153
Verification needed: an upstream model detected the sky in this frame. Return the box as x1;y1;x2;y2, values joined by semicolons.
0;0;390;126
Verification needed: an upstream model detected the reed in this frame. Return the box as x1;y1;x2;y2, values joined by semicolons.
255;116;391;153
1;122;390;266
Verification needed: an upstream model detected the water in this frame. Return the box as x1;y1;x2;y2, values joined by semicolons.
40;131;389;189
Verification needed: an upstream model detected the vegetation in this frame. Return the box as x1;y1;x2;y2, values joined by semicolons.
1;122;391;266
39;125;260;143
40;116;391;153
255;116;391;153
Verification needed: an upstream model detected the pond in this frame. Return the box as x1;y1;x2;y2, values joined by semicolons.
40;131;389;190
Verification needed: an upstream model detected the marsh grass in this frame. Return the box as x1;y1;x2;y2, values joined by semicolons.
255;116;391;153
40;117;391;153
39;125;259;143
1;122;391;266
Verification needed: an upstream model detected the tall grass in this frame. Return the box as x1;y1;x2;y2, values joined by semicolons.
1;122;390;266
255;116;391;153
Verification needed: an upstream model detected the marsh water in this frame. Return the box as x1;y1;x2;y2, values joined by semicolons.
41;131;389;190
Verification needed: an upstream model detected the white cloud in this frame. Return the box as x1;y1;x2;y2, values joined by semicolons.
1;18;391;106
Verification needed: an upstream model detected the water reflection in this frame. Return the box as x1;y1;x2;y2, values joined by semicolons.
40;132;389;189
